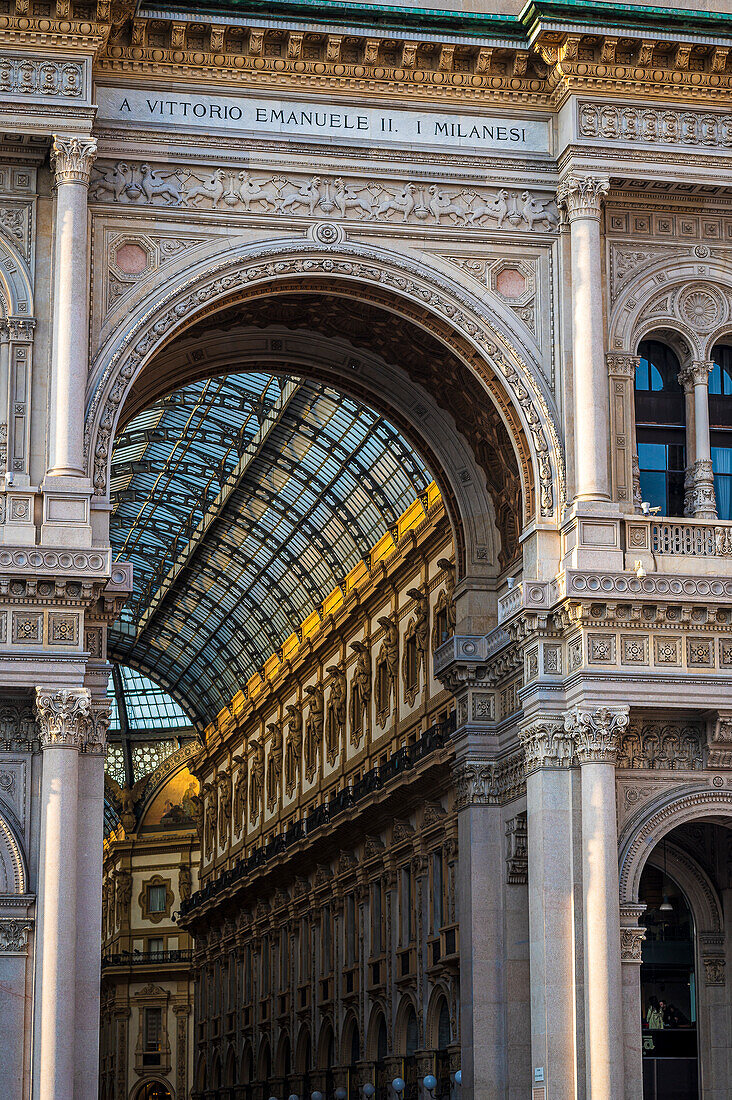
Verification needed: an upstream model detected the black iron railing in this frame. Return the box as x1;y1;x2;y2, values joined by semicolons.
102;949;193;967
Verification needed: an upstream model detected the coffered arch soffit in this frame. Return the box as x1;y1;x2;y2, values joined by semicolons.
0;236;33;320
610;258;732;362
85;237;565;568
619;784;732;907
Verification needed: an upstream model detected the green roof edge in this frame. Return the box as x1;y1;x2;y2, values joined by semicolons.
143;0;732;39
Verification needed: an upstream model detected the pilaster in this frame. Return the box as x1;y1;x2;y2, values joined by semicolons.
680;361;716;520
606;354;640;513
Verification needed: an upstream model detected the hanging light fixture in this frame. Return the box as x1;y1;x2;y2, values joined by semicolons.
659;838;674;912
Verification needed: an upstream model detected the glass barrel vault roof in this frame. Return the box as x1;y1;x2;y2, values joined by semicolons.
108;370;431;727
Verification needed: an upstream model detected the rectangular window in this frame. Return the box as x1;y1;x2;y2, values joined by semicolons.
245;944;252;1002
405;635;418;690
345;893;356;967
261;937;270;994
322;905;332;972
147;884;167;914
400;866;413;945
712;444;732;521
435;606;449;647
638;440;686;517
280;930;289;988
144;1007;162;1052
148;937;164;957
432;850;444;935
371;880;383;956
377;663;389;713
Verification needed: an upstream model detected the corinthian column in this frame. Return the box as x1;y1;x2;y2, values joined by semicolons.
34;686;91;1100
680;360;716;519
74;689;110;1100
518;717;578;1100
557;174;611;503
565;705;629;1100
47;136;96;478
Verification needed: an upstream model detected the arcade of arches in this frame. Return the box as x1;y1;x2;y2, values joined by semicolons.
4;3;732;1100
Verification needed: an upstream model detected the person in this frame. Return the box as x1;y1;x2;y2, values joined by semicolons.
664;1002;683;1028
646;996;664;1029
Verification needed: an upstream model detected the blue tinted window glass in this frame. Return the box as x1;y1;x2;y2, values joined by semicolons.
638;442;668;472
638;471;667;513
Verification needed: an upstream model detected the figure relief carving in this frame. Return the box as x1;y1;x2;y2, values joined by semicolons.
349;640;371;747
115;869;132;925
179;865;192;902
189;790;204;846
34;687;91;750
304;683;324;780
0;917;33;954
432;558;456;651
106;773;149;834
266;720;283;809
617;722;704;771
217;772;232;846
565;706;630;763
404;586;429;701
89;161;558;230
620;925;646;962
284;704;302;795
249;740;265;822
505;813;528;884
51;136;97;186
325;662;346;765
376;613;399;727
232;756;247;833
203;782;216;856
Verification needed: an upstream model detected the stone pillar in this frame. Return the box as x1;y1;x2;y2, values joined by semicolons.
619;903;646;1100
452;757;506;1099
33;686;91;1100
566;705;629;1100
518;717;577;1100
606;355;641;512
680;360;716;519
73;686;110;1100
47;135;96;480
557;173;611;504
698;932;728;1096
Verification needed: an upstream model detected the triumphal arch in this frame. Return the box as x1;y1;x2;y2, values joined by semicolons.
2;0;732;1098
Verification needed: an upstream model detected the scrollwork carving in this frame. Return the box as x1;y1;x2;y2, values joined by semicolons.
518;718;573;772
565;705;629;764
34;687;91;749
556;173;610;219
51;136;97;186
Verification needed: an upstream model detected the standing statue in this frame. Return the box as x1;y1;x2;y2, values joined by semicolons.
349;640;372;743
189;791;204;846
217;772;232;848
266;721;283;809
232;757;247;834
285;704;303;794
304;683;324;779
377;613;399;689
249;740;265;822
179;865;192;902
115;869;132;925
407;586;430;683
325;662;347;763
436;557;457;632
203;783;216;857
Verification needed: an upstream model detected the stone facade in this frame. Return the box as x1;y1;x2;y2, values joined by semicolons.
3;1;732;1098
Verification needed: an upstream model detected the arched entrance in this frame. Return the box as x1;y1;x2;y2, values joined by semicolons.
619;790;732;1100
133;1081;173;1100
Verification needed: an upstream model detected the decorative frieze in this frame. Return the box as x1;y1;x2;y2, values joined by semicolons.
617;721;704;771
0;55;84;99
565;706;629;764
0;917;33;954
89;161;558;231
452;752;525;808
505;813;528;884
702;956;726;986
707;714;732;770
579;102;732;149
34;687;91;750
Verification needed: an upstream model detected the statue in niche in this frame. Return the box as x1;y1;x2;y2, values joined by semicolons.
179;865;192;902
203;782;216;857
232;757;247;834
325;662;347;765
115;869;132;925
285;704;302;795
266;720;283;810
249;740;265;822
436;558;456;631
378;612;399;687
304;683;324;780
217;772;232;847
349;640;372;745
407;586;430;683
189;791;204;846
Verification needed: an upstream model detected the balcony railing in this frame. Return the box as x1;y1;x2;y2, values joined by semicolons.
102;949;193;968
650;519;732;557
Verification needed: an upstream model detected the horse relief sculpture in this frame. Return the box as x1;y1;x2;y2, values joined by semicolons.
90;162;558;230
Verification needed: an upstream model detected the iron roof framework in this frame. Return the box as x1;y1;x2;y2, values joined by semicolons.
108;370;431;727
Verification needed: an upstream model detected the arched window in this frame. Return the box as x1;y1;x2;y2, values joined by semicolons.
377;1014;388;1062
437;998;451;1050
635;340;686;517
405;1006;419;1056
709;343;732;520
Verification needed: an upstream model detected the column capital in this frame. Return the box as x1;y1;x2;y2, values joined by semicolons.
34;686;91;749
679;359;713;391
86;697;112;755
606;353;640;378
620;925;646;963
556;173;610;219
518;717;574;773
564;705;629;763
50;134;97;186
0;317;36;343
452;758;496;809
